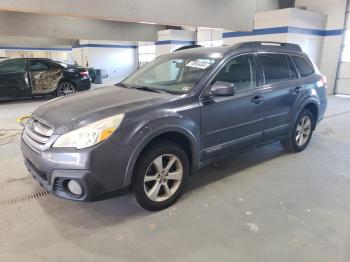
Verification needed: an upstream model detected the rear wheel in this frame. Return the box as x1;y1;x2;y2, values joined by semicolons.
57;81;76;97
281;109;315;153
131;141;189;211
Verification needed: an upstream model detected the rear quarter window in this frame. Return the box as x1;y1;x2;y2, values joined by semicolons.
292;56;314;77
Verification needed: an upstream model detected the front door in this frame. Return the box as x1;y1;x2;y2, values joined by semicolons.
28;59;63;95
200;54;265;160
0;58;30;98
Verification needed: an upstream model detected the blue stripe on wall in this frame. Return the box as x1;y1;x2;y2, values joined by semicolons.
155;40;195;45
223;26;343;38
73;43;137;49
223;27;288;38
324;29;344;36
0;46;72;51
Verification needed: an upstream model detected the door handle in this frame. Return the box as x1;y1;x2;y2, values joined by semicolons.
251;95;264;104
293;86;303;94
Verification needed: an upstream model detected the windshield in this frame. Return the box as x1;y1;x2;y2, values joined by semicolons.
122;55;218;94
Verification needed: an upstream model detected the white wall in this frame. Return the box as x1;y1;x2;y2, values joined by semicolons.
0;49;72;63
197;28;223;47
295;0;347;94
224;8;327;67
72;40;138;81
223;7;347;94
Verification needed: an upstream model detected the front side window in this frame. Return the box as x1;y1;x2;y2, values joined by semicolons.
260;54;290;85
29;60;52;71
122;55;218;94
212;55;257;92
292;56;314;77
0;59;26;74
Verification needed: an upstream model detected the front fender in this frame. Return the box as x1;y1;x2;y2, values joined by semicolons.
121;115;200;186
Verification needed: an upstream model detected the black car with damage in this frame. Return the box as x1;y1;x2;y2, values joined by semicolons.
0;58;91;100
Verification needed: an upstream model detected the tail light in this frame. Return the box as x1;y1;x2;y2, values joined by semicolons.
317;75;327;88
79;71;89;77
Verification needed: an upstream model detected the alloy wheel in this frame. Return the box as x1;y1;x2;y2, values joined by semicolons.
295;115;312;146
59;82;75;96
143;154;183;202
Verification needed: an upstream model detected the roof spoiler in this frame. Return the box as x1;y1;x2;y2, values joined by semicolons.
232;41;302;52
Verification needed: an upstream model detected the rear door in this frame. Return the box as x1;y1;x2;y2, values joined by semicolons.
28;59;63;95
200;54;265;159
0;58;30;98
257;53;300;140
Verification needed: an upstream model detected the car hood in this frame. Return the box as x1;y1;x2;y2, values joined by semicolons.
33;86;176;134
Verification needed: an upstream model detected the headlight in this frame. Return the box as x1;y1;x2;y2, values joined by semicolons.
53;114;124;149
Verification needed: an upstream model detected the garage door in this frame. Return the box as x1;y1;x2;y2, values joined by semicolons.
336;6;350;95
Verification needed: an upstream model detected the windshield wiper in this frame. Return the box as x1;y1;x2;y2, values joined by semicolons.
115;83;161;93
115;83;130;88
134;86;162;93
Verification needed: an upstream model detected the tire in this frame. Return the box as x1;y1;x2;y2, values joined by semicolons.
57;81;76;97
131;140;190;211
281;109;315;153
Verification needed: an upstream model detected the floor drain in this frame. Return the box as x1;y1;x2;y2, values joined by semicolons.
0;190;49;208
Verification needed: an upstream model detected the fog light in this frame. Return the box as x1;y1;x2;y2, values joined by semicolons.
67;179;83;196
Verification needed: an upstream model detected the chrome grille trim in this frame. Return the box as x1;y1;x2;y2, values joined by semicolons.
22;117;54;152
22;132;42;153
24;126;50;144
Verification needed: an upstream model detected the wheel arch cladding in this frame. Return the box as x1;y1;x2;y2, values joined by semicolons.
59;80;76;89
303;102;318;127
123;128;199;186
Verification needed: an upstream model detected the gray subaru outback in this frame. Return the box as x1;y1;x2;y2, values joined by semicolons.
21;42;327;211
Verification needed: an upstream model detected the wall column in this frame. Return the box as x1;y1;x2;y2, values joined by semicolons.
155;30;195;57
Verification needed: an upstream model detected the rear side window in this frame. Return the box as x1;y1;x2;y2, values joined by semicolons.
287;56;298;80
29;60;52;71
259;54;290;85
292;56;314;77
0;59;26;73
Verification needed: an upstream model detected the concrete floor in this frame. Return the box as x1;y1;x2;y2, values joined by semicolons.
0;95;350;262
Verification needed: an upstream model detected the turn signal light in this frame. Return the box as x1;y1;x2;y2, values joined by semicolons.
99;127;116;142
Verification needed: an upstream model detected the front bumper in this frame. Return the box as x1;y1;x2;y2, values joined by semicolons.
21;136;130;201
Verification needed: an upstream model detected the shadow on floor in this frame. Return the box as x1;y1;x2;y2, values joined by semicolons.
0;96;52;105
36;142;287;231
185;142;286;195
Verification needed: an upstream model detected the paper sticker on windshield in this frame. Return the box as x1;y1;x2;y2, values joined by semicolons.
186;61;211;69
182;86;191;91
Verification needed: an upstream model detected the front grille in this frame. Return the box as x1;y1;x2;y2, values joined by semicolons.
23;117;53;153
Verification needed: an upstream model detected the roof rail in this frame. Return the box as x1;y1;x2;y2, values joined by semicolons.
173;44;203;52
232;41;302;52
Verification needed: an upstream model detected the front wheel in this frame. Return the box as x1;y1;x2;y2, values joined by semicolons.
281;109;315;153
131;141;189;211
57;81;76;97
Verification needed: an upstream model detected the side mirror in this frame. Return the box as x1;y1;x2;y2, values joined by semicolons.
210;81;235;96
